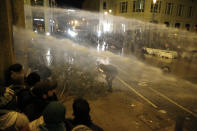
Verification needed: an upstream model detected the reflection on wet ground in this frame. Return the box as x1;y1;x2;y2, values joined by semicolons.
14;28;197;130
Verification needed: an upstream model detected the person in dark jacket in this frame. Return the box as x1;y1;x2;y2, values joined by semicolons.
38;101;67;131
68;98;103;131
23;80;58;121
25;72;41;89
4;63;29;112
98;64;118;92
18;72;41;112
4;63;25;94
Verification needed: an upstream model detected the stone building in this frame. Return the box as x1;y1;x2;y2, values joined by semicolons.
83;0;197;32
24;0;56;34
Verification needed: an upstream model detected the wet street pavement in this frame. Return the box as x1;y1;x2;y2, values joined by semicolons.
14;29;197;130
62;53;197;130
142;55;197;84
108;55;197;130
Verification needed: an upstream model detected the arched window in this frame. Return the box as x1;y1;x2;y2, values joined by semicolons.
194;25;197;32
175;23;180;28
185;24;190;31
164;22;170;27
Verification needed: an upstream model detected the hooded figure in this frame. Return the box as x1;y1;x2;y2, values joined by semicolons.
38;101;66;131
70;98;103;131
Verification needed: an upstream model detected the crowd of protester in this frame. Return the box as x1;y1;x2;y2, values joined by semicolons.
0;63;103;131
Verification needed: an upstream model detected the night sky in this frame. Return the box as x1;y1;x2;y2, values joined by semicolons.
56;0;85;8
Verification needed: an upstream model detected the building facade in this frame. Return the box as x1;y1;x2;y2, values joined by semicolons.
83;0;197;32
24;0;56;34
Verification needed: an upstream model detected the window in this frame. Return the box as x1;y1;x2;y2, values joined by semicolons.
151;0;161;13
32;11;45;33
165;3;173;15
164;22;170;27
175;23;180;28
188;6;193;17
120;1;128;13
177;4;184;16
194;25;197;32
185;24;190;31
31;0;44;6
103;2;107;10
133;0;145;12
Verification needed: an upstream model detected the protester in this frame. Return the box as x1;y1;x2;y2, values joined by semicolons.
18;72;41;112
38;101;66;131
25;72;41;88
23;80;58;121
98;64;118;92
5;63;25;94
68;98;103;131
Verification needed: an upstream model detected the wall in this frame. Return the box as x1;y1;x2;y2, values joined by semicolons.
107;0;197;31
0;0;15;84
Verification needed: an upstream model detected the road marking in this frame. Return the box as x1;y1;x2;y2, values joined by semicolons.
117;76;158;109
148;87;197;118
114;63;197;118
111;64;128;75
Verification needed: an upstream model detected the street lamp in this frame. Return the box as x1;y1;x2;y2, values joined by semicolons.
152;0;157;23
153;0;157;4
104;11;108;15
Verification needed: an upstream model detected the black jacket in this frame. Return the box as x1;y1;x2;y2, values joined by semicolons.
23;94;58;121
67;118;103;131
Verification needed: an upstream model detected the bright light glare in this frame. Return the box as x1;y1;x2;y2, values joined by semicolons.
34;30;38;33
153;0;157;4
46;48;51;56
96;57;110;65
97;30;101;37
68;29;77;37
103;23;110;32
50;19;55;23
74;20;78;25
104;11;108;15
102;42;106;51
122;24;126;32
46;32;50;36
97;43;100;52
109;9;112;13
34;18;44;21
68;9;75;12
46;48;52;66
